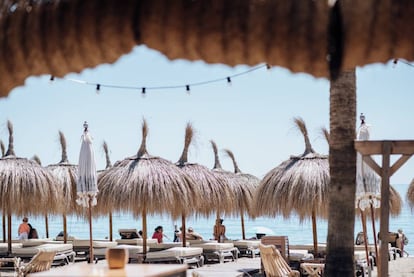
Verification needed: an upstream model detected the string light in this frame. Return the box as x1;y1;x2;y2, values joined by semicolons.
49;63;270;94
49;75;55;83
393;59;414;68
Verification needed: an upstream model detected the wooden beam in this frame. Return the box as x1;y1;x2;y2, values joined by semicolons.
390;154;413;177
355;140;414;155
362;156;382;176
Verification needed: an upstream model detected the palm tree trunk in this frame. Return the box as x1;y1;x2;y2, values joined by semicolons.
325;69;356;276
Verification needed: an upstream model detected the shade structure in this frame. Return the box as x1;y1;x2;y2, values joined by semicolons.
46;131;79;243
408;178;414;209
0;121;58;253
254;118;329;255
76;121;98;264
223;149;259;240
31;155;50;238
175;123;234;246
97;119;196;255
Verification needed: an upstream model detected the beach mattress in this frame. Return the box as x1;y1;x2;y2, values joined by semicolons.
21;239;60;247
197;242;234;251
233;240;260;248
12;243;73;256
72;239;117;248
146;247;203;260
149;242;190;251
94;245;149;259
115;238;158;245
289;249;314;261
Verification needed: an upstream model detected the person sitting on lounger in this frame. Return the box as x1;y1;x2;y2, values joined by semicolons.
152;226;170;243
18;217;30;240
186;227;203;240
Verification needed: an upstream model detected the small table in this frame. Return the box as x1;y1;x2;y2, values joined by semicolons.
300;260;325;277
28;262;187;277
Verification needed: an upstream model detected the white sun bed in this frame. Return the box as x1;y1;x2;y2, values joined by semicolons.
11;243;75;265
93;244;150;263
195;242;238;263
145;246;204;267
232;240;261;258
115;238;158;246
289;249;314;262
0;242;22;256
71;239;117;261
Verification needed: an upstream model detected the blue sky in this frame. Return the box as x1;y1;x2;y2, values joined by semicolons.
1;45;413;189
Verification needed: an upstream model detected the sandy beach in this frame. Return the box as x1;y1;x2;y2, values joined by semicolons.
370;257;414;277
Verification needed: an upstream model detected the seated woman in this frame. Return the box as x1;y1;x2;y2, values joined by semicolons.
186;227;203;240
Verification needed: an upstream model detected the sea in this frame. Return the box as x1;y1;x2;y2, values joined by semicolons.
2;184;413;255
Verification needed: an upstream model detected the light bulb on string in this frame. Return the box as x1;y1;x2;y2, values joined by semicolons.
393;59;398;68
227;77;232;86
49;75;55;84
141;87;146;98
186;85;190;95
266;63;272;70
96;84;101;94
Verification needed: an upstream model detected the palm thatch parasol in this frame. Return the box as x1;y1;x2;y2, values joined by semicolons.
175;123;233;246
223;149;259;240
31;155;50;238
46;131;79;243
1;139;5;242
96;141;114;241
254;117;329;256
0;121;58;253
408;178;414;209
97;119;196;255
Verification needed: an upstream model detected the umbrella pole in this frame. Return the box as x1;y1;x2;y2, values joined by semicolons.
370;202;379;267
2;214;5;242
312;210;318;257
142;209;147;256
181;213;186;247
63;214;67;244
241;212;245;240
360;209;370;267
88;196;94;264
7;213;11;254
45;214;49;238
109;212;113;241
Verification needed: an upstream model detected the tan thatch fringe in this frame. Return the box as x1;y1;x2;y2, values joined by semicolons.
321;126;330;145
32;155;42;166
5;120;15;156
293;117;315;155
223;149;241;174
177;123;193;166
137;119;148;158
0;140;4;157
58;131;69;163
210;140;222;170
103;141;112;169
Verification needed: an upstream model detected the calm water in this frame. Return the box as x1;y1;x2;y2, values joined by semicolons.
2;184;413;254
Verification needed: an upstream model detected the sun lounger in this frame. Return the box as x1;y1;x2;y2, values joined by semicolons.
118;228;141;239
115;238;158;246
0;243;22;257
71;239;117;261
232;240;261;258
195;242;238;263
17;249;57;276
93;244;150;263
145;246;204;267
11;243;75;266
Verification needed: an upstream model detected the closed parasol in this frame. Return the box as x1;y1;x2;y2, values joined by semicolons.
175;123;233;246
46;131;79;243
254;117;330;256
223;149;259;240
97;119;196;256
0;121;58;253
76;121;98;264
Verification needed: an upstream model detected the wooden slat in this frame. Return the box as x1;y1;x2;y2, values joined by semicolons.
355;140;414;155
362;156;382;176
390;154;413;176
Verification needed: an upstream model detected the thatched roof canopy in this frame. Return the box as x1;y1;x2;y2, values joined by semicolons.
254;117;330;220
1;1;414;96
408;178;414;208
176;123;234;216
97;119;196;218
0;121;59;216
46;131;79;214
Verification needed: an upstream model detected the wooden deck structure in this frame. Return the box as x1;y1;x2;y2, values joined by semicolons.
354;140;414;277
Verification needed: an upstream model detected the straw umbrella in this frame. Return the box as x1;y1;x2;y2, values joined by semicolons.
97;119;196;255
254;117;330;256
223;149;259;240
76;121;98;264
175;123;234;246
46;131;79;243
1;139;5;243
408;179;414;209
96;141;114;241
31;155;51;238
0;121;58;253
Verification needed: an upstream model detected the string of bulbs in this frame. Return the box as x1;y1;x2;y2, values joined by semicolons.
49;63;272;95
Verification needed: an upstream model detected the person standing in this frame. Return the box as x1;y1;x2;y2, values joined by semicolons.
18;217;30;240
213;218;227;242
396;228;408;257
